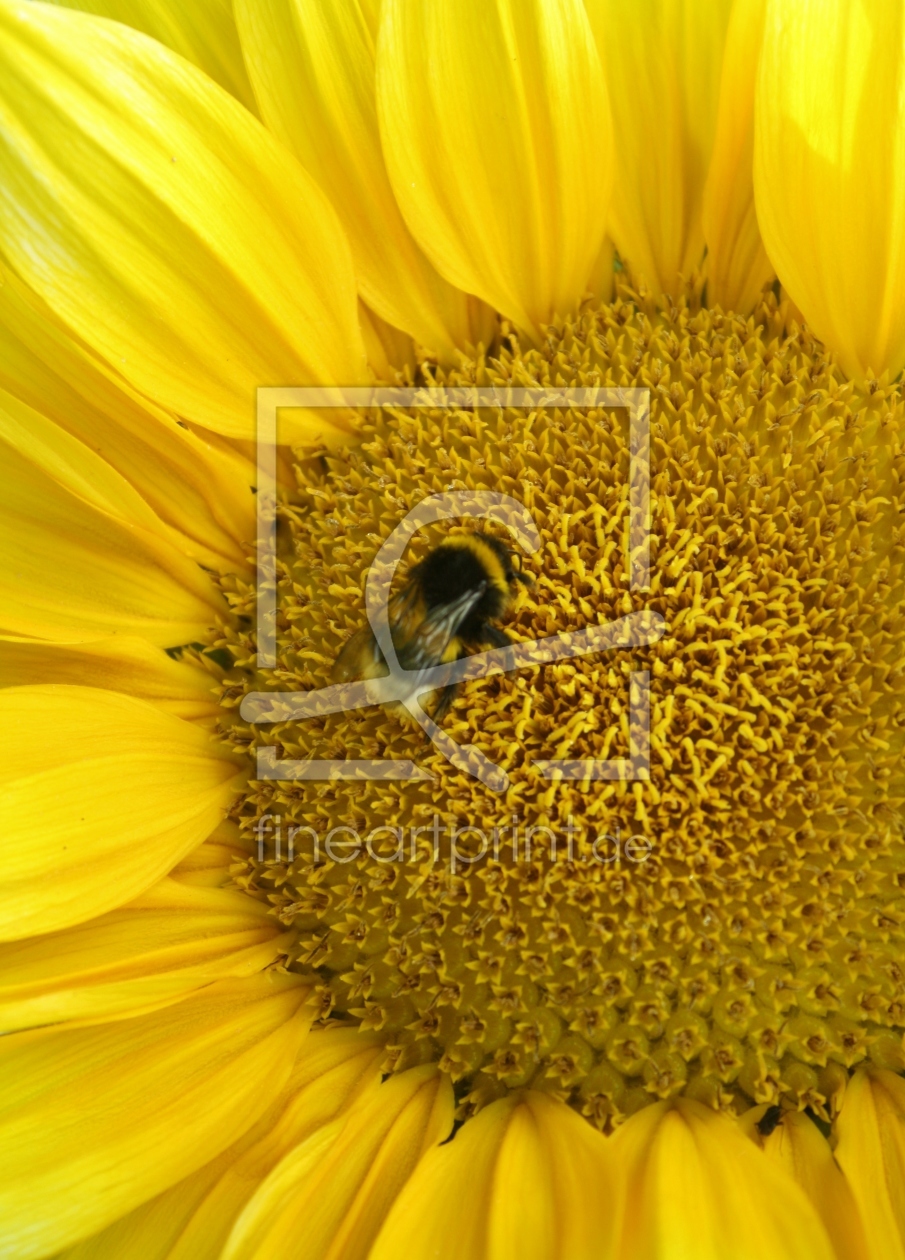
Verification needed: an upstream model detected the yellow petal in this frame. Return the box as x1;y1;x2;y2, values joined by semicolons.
235;0;480;360
169;821;252;882
586;0;733;298
467;294;501;351
0;0;366;441
370;1090;617;1259
0;973;312;1260
0;685;240;941
610;1099;837;1260
0;874;287;1031
702;0;774;313
741;1107;870;1260
57;1027;385;1260
0;387;222;644
488;1092;619;1259
835;1068;905;1260
0;262;255;573
359;299;416;380
587;235;617;305
44;0;258;113
59;1149;247;1260
168;1028;386;1260
377;0;612;339
0;636;219;721
755;0;905;381
222;1064;453;1260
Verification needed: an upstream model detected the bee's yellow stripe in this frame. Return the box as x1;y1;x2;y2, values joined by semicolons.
448;535;510;602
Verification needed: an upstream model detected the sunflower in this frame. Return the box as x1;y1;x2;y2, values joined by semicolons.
1;0;904;1257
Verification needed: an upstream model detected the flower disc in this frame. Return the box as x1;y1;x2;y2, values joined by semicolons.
217;290;905;1128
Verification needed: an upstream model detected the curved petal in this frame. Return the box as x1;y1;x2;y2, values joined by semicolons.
358;300;416;381
370;1090;618;1259
169;820;252;880
587;235;617;305
0;635;220;725
0;388;223;644
56;1027;386;1260
0;0;367;441
835;1069;905;1260
610;1099;837;1260
377;0;612;339
0;874;287;1031
0;973;312;1260
235;0;480;360
0;263;255;573
586;0;733;297
222;1065;453;1260
44;0;258;113
741;1107;870;1260
755;0;905;381
702;0;774;313
0;685;241;941
0;637;220;721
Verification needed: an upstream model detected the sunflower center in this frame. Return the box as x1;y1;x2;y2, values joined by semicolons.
214;290;905;1129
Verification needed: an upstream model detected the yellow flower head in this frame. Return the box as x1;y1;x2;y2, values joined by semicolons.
0;1;904;1258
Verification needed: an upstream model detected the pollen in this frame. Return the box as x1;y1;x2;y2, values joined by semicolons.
213;287;905;1129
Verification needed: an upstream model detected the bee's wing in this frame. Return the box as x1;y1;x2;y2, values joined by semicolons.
331;581;423;682
385;579;423;645
397;581;487;673
331;623;381;682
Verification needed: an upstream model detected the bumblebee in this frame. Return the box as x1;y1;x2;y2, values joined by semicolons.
332;532;531;720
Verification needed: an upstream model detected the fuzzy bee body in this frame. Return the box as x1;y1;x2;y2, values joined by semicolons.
332;533;530;719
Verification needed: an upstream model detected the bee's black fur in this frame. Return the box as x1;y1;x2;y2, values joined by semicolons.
411;534;528;644
414;545;502;618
